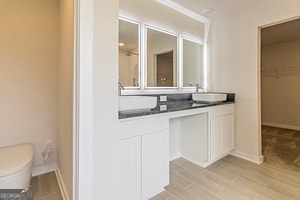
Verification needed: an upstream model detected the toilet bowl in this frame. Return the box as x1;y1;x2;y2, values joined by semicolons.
0;143;34;189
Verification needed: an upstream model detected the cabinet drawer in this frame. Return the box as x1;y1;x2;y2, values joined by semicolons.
210;104;235;117
118;116;169;139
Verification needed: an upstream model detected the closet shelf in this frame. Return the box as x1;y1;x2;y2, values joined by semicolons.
261;66;300;78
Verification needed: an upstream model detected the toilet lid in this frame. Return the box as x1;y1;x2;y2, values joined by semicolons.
0;143;34;177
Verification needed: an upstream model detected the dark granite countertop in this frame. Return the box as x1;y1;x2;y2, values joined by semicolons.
119;93;235;119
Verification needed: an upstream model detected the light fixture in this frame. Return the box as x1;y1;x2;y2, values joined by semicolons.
201;8;214;16
119;42;124;46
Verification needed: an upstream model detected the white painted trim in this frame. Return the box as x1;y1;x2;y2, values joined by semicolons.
169;153;181;161
73;0;79;199
178;36;183;89
230;150;264;164
74;0;94;200
55;166;70;200
32;163;55;177
262;122;300;131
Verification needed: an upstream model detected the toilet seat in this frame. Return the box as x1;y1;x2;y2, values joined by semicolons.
0;144;34;177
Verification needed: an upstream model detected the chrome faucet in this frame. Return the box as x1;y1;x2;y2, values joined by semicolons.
118;82;124;96
195;84;203;93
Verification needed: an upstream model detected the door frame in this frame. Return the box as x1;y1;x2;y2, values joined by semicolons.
154;50;174;87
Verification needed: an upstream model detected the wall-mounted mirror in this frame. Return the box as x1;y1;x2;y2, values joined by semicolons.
119;18;140;87
119;0;206;93
146;27;178;87
182;38;203;87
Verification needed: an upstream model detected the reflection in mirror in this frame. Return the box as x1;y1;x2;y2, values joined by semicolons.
147;27;177;87
119;18;139;87
182;38;203;87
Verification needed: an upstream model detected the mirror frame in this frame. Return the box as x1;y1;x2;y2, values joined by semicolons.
119;17;141;89
145;25;179;89
118;16;206;94
181;36;204;89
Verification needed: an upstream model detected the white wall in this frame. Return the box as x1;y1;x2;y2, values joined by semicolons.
77;1;119;199
0;0;59;174
210;0;300;162
261;40;300;129
58;0;74;198
91;0;119;199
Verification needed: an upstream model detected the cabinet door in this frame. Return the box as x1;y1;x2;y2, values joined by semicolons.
142;129;169;200
118;137;141;200
222;114;234;153
210;116;223;161
210;113;234;162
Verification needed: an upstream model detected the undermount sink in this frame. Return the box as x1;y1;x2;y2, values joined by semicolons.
119;96;157;112
192;93;227;103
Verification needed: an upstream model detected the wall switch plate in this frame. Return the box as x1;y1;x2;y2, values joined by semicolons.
160;105;167;111
160;95;167;102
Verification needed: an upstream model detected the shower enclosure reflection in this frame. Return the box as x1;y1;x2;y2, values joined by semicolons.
119;18;140;87
182;38;203;87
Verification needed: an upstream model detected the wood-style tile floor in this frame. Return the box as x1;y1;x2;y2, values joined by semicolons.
151;155;300;200
32;126;300;200
31;171;62;200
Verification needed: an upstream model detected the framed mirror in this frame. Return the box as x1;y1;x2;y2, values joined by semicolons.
118;18;140;88
146;26;178;88
182;38;203;87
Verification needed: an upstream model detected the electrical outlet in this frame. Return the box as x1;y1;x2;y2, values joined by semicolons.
160;95;167;102
160;105;167;111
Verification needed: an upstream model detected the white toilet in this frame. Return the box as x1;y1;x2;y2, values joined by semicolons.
0;143;34;189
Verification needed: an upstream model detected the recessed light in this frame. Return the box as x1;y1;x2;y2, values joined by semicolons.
119;43;124;46
201;8;214;16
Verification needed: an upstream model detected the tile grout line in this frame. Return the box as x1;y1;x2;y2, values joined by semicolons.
215;187;225;196
40;191;61;199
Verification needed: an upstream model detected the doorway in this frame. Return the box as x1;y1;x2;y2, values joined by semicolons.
260;18;300;168
155;51;174;87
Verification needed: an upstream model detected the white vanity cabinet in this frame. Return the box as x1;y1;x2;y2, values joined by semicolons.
142;129;169;200
117;103;235;199
118;136;141;200
209;104;235;162
117;116;169;200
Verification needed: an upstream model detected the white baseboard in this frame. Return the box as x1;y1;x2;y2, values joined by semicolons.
262;122;300;131
32;162;55;177
230;150;264;164
169;153;181;161
55;165;70;200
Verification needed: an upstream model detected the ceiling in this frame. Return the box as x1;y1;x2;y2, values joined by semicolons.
172;0;300;45
119;19;139;51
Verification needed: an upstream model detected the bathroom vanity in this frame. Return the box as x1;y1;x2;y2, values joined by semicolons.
117;115;169;200
117;94;235;200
